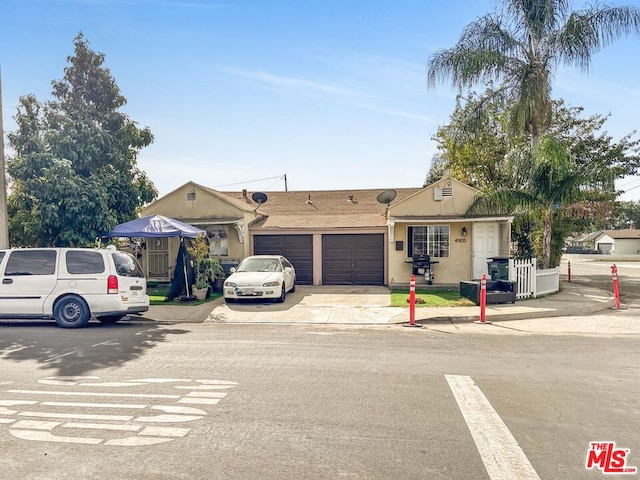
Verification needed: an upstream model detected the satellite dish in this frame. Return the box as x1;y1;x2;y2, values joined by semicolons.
252;192;268;204
376;189;397;205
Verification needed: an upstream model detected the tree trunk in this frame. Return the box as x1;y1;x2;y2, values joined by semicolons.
542;207;552;269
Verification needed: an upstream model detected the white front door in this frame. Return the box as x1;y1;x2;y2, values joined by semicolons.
472;223;500;279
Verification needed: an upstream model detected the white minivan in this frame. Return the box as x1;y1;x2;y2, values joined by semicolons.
0;245;149;328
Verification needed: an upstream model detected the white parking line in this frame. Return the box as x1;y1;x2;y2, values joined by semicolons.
42;402;147;409
43;351;79;363
91;340;119;347
139;426;190;437
63;422;141;432
19;411;133;421
175;385;235;390
185;392;227;398
178;398;221;405
9;390;180;399
2;376;239;447
445;375;540;480
11;430;102;444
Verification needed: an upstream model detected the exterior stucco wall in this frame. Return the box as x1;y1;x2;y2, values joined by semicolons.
389;179;477;217
141;183;255;262
610;238;640;255
388;221;474;286
142;183;248;221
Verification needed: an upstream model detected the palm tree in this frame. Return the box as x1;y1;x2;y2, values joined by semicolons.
466;135;584;268
427;0;640;148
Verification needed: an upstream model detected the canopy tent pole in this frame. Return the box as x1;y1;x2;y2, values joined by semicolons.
181;237;190;298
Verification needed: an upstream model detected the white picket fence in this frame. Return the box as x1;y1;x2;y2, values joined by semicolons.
508;258;560;299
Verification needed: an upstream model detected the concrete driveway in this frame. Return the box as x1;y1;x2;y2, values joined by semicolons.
205;286;406;325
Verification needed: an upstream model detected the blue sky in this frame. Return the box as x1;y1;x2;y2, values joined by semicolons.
1;0;639;201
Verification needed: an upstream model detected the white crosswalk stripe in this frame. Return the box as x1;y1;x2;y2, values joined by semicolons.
446;375;540;480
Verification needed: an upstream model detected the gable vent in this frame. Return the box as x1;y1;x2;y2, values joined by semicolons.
442;187;453;197
187;191;196;201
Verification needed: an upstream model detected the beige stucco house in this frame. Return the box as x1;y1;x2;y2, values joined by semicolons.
138;177;513;287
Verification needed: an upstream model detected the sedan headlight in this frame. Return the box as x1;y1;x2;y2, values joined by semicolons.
224;281;237;287
263;281;281;287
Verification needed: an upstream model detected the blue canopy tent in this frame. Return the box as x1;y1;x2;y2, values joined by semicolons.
107;214;204;238
106;215;205;301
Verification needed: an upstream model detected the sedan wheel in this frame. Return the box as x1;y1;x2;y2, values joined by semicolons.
276;283;286;303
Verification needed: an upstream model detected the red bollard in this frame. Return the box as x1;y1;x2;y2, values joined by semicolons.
410;274;416;325
568;260;571;283
404;274;422;328
474;274;491;324
611;264;621;309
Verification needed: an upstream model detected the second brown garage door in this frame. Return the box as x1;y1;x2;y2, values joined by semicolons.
322;234;384;285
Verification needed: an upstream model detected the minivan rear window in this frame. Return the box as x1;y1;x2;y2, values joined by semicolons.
112;252;145;278
5;250;57;275
66;251;106;274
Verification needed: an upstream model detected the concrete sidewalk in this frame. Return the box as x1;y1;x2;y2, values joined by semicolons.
139;281;640;334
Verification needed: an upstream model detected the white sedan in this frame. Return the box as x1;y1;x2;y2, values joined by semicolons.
223;255;296;303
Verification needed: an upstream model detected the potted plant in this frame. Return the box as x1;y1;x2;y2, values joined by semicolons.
187;236;224;300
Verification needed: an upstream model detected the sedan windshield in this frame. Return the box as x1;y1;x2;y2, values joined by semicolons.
237;258;282;272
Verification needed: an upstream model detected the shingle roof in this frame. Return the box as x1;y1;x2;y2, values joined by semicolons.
603;229;640;239
221;188;422;229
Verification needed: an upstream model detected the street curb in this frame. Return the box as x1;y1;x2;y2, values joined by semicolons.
398;287;616;325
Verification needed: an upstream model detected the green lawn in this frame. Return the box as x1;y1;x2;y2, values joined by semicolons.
148;283;472;308
147;282;222;306
390;290;475;307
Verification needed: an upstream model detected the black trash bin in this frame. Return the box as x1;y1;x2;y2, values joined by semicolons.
487;257;510;281
220;260;239;278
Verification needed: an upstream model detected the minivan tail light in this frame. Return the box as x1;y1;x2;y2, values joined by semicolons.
107;275;118;294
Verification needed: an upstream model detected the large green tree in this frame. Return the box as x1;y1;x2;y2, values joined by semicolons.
428;88;640;267
427;87;521;189
427;0;640;148
7;33;157;247
466;135;585;268
428;89;640;195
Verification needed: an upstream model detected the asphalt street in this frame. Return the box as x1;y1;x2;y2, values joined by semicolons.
0;255;637;479
0;317;638;480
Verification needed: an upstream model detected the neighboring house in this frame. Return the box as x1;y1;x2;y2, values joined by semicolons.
595;229;640;255
139;177;513;286
574;231;603;250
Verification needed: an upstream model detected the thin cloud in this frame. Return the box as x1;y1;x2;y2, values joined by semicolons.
145;1;228;7
219;66;356;97
350;102;435;122
219;66;433;121
46;0;227;7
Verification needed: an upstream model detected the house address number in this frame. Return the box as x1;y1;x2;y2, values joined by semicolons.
455;238;467;243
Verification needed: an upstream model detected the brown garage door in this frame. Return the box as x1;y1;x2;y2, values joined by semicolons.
253;235;313;285
322;234;384;285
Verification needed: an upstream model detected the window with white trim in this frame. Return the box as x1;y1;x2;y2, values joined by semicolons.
407;226;450;258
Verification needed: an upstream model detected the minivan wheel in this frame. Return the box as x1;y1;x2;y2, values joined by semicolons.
97;315;124;324
54;295;91;328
